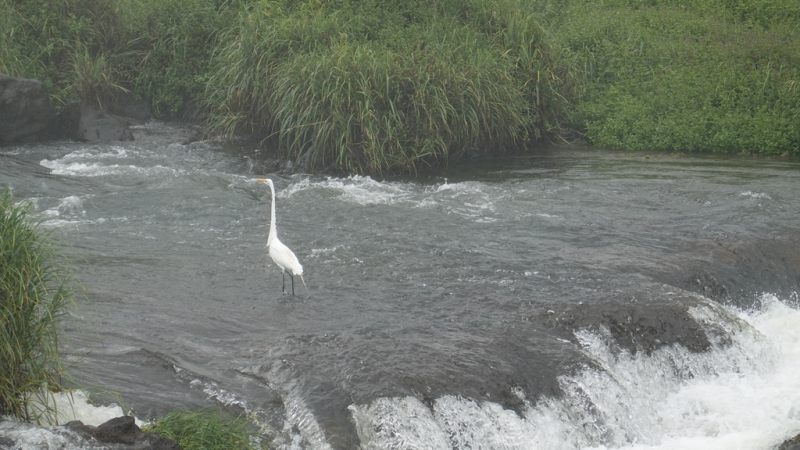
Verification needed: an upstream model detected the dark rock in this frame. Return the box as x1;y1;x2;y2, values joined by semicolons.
780;433;800;450
109;92;154;122
0;73;57;145
77;103;135;142
52;100;82;140
0;436;16;448
54;102;135;142
67;416;181;450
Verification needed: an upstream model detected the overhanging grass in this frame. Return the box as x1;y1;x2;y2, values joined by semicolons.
0;189;75;424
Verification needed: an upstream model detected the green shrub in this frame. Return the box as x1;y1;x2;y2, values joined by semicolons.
145;409;268;450
0;189;75;424
560;0;800;154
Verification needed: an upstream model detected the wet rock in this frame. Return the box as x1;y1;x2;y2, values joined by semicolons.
55;102;135;142
540;284;716;356
0;73;57;145
66;415;180;450
780;433;800;450
650;233;800;307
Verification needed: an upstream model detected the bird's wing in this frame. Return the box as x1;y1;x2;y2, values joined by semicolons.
269;240;303;275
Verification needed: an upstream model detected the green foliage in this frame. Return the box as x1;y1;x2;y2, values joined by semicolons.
0;0;131;100
205;0;576;173
4;0;798;171
144;409;268;450
559;0;800;154
121;0;237;116
0;189;75;424
68;43;129;109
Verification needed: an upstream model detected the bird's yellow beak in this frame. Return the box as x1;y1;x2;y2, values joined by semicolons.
256;178;267;182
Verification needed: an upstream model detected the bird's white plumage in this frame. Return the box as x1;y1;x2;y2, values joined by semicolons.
258;178;307;295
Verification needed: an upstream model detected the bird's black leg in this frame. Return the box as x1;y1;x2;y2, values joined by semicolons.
281;270;286;294
289;273;295;297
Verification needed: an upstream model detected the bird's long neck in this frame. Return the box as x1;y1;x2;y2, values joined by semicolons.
268;181;277;245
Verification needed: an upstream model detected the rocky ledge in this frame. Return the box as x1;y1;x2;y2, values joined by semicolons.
0;415;179;450
781;433;800;450
0;74;148;146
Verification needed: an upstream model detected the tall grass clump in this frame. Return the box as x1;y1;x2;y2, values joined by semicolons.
145;408;269;450
452;0;581;138
1;0;232;114
205;0;578;174
266;27;530;173
0;189;75;424
121;0;238;117
559;0;800;155
0;0;40;78
0;0;132;101
68;43;129;110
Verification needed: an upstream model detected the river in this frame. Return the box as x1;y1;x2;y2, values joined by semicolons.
1;122;799;449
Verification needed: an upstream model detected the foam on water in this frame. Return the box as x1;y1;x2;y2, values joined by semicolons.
348;294;800;450
0;390;138;450
40;159;181;177
35;194;115;229
280;176;505;222
19;390;136;427
56;147;129;161
739;191;772;200
282;176;412;206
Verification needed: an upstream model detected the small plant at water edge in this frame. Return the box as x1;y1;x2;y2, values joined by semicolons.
144;408;270;450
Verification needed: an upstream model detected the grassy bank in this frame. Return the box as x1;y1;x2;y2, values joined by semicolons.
0;189;74;424
558;0;800;155
1;0;798;173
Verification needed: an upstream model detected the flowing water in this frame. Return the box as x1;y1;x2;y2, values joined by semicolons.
1;122;799;449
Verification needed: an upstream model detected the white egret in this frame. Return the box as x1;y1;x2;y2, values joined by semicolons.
257;178;307;297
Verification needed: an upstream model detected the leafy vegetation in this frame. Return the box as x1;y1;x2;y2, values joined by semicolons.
1;0;798;173
204;0;577;173
144;408;269;450
0;189;75;424
558;0;800;154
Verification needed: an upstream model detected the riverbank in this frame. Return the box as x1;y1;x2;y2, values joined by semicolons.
2;0;797;174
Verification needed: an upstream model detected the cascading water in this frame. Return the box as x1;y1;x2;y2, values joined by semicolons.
1;121;799;449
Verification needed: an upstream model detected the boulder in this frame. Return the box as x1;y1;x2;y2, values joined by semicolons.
55;102;135;142
66;415;180;450
0;74;57;145
1;73;136;145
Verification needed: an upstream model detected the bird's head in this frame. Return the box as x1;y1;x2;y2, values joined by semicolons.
256;178;274;188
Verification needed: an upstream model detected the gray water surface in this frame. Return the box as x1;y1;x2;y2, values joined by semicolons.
2;122;799;449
